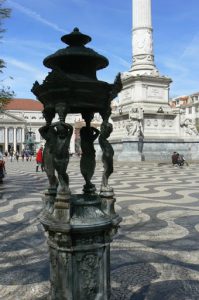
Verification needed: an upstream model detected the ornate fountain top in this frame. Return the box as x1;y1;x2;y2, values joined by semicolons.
32;27;121;116
61;27;91;46
43;27;109;75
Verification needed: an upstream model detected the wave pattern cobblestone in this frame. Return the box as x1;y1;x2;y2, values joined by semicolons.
1;159;199;299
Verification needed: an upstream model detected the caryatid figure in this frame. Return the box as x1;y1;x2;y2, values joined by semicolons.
99;122;114;191
39;124;58;190
80;125;100;193
39;107;58;190
52;122;73;194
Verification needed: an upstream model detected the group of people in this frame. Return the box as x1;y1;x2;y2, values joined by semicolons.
21;149;34;162
171;152;188;167
4;150;20;162
3;149;33;162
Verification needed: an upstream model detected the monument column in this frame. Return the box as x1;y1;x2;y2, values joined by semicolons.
111;0;174;161
5;127;8;151
131;0;158;75
13;127;16;151
22;127;25;144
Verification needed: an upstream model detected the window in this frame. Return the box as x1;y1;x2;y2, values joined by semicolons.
189;107;192;114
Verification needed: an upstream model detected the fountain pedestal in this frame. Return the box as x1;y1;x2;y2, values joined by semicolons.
41;194;121;300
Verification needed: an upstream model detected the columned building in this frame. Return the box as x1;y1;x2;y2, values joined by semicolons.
0;99;43;153
0;98;101;154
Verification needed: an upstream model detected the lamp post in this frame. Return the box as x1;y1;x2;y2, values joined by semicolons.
32;27;122;300
24;125;37;155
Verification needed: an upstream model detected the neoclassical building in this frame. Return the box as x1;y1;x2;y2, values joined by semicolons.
0;99;43;153
0;98;100;154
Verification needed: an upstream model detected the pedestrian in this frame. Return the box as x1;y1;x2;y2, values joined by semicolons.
10;149;14;162
0;151;3;160
28;150;33;161
36;146;44;172
21;149;25;162
171;152;178;166
177;153;188;166
25;150;29;161
0;152;6;183
15;151;20;162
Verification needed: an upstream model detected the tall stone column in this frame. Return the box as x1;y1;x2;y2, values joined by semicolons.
13;127;16;151
4;127;8;151
131;0;158;75
111;0;174;161
70;127;75;154
22;127;25;144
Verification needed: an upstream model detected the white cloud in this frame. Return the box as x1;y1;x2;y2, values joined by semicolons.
112;54;130;69
181;34;199;61
8;0;66;33
3;38;57;52
3;56;47;85
4;57;42;73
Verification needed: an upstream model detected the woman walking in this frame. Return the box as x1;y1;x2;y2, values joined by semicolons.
36;147;44;172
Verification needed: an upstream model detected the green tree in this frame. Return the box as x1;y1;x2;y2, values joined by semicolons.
0;0;14;111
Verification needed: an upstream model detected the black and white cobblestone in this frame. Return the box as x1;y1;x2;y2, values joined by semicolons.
1;158;199;299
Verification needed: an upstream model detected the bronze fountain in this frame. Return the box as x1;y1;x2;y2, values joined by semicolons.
32;27;122;300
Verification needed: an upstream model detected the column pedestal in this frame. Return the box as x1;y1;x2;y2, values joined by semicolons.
40;193;121;300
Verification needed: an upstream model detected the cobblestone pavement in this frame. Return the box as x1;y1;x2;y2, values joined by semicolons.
1;158;199;299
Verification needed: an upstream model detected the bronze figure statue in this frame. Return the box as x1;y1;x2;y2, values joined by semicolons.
80;125;99;193
52;122;73;194
99;121;114;191
39;124;58;190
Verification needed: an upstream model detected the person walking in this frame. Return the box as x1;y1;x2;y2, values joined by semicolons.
36;146;44;172
21;149;25;162
25;150;29;161
10;149;14;162
0;152;6;183
15;151;20;162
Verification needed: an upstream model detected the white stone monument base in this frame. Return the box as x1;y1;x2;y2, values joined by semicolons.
109;138;199;162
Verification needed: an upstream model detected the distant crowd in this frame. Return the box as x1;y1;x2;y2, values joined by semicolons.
3;149;34;162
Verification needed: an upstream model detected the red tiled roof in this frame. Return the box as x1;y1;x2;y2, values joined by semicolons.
5;98;43;111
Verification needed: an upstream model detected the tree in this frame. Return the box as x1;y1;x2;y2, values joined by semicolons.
0;0;14;111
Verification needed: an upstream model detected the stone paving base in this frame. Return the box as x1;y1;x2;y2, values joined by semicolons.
0;158;199;299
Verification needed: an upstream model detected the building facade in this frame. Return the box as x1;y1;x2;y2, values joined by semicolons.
0;98;101;154
171;92;199;132
0;99;44;153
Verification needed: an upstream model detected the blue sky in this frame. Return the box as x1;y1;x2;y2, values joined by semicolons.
1;0;199;99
